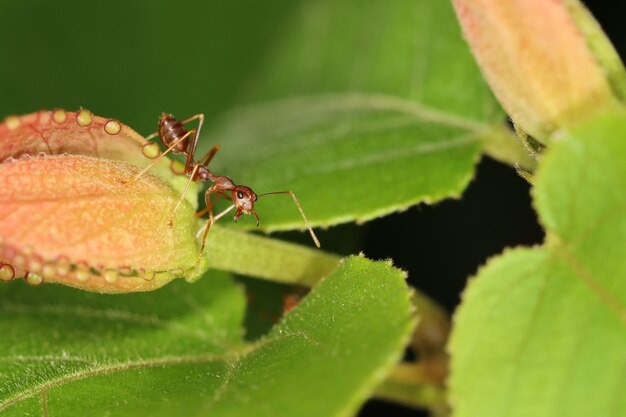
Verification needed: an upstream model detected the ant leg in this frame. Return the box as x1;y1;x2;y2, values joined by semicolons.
194;207;209;218
195;192;234;265
167;163;201;227
196;192;218;260
126;130;195;183
194;190;229;218
198;144;221;167
257;191;321;248
180;114;205;173
196;205;236;265
181;114;205;125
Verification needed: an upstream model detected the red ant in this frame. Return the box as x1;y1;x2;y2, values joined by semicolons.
128;113;320;262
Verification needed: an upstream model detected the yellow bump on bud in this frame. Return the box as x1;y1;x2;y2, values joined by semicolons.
104;120;122;135
139;268;156;281
0;264;15;282
77;109;93;127
103;269;118;284
171;268;185;278
118;266;132;275
56;258;71;276
5;116;21;130
53;110;67;124
28;257;43;273
12;254;26;267
170;159;185;175
142;143;160;159
453;0;616;142
25;273;44;286
39;111;52;125
75;263;90;282
42;263;56;279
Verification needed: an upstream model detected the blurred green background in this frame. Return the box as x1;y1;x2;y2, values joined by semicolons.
0;0;293;134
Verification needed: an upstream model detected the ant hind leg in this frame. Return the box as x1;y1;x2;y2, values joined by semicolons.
125;129;195;184
199;144;221;167
180;114;205;173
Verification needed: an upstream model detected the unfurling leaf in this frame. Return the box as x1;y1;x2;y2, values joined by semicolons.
452;0;620;142
0;154;203;293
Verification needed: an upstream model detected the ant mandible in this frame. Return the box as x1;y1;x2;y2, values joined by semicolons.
127;113;320;262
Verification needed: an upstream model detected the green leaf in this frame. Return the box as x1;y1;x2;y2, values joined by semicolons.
208;96;486;231
449;111;626;417
0;270;246;415
0;256;414;416
199;0;501;231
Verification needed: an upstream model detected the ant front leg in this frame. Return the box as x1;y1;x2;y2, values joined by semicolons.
196;191;235;266
196;191;220;264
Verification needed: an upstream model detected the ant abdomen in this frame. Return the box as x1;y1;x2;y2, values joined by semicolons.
158;113;189;153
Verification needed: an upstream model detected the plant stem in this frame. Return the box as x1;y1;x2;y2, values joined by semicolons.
200;223;340;286
481;125;537;171
374;363;449;415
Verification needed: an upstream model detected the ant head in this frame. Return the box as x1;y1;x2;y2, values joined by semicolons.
232;185;258;222
206;176;320;247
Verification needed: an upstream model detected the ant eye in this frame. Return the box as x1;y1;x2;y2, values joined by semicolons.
237;191;244;199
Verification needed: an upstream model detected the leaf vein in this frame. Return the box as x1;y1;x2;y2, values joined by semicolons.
0;302;216;342
0;331;316;412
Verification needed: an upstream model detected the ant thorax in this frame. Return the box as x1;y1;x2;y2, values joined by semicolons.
212;175;236;190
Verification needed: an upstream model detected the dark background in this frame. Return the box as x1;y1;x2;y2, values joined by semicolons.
360;1;624;416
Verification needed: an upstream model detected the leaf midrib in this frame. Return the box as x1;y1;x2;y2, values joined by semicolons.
211;93;490;137
0;332;311;413
1;301;218;342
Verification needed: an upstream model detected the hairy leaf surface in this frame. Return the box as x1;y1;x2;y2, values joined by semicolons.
449;112;626;417
0;256;413;417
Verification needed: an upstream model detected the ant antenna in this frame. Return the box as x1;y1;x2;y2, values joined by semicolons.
257;191;321;248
